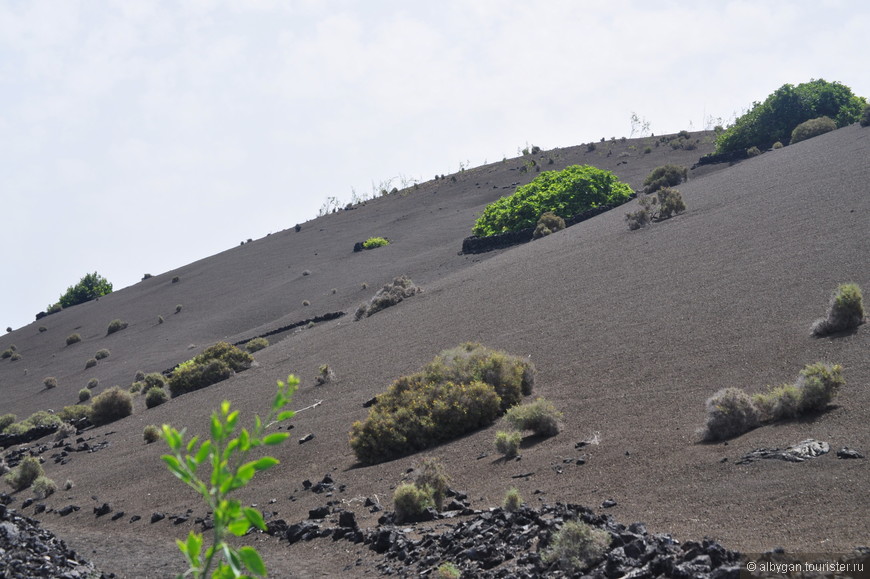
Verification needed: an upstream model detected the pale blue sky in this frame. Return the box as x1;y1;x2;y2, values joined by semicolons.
2;0;868;330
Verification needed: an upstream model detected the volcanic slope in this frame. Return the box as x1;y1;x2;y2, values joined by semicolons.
2;127;869;577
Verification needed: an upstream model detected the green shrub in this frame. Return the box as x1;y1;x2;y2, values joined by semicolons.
47;303;62;314
796;362;843;413
702;387;760;441
503;487;523;512
643;164;687;193
772;141;784;149
10;352;21;362
1;349;12;359
175;304;183;314
129;382;143;394
350;343;534;464
87;378;99;389
57;405;90;423
790;116;837;144
746;146;762;157
393;483;434;523
472;165;633;236
504;398;562;436
354;275;422;320
715;79;866;154
55;271;113;309
533;211;566;239
656;187;686;219
44;376;58;389
141;373;167;395
167;342;253;398
145;387;169;409
85;357;97;369
54;422;76;441
543;520;611;572
78;388;92;402
95;348;110;360
66;333;82;346
107;319;128;335
89;387;133;426
315;364;334;386
414;458;450;511
626;188;685;230
4;456;44;491
495;430;522;458
32;475;57;499
860;104;870;127
811;283;864;336
245;337;269;353
435;562;461;579
144;424;161;443
362;237;390;249
0;414;16;433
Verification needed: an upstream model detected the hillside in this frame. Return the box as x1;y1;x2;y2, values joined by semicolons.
1;127;868;578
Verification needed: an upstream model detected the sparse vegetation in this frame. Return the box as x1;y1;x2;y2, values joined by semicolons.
175;304;183;314
435;562;461;579
772;141;784;149
44;376;58;389
32;475;57;499
746;146;762;157
503;487;523;512
107;319;128;335
315;364;334;385
57;405;90;423
715;79;866;154
533;211;566;239
626;187;685;230
495;430;522;458
10;352;21;362
95;348;110;360
414;457;451;511
791;116;837;144
78;388;92;402
643;164;687;193
504;397;562;436
89;386;134;426
0;414;16;433
472;165;633;236
350;343;534;464
354;275;422;320
1;348;13;359
392;483;434;523
543;520;611;572
4;456;44;492
144;424;161;443
85;357;97;369
167;342;253;398
245;337;269;353
703;363;844;441
145;387;169;409
811;283;864;337
362;237;390;249
66;333;82;346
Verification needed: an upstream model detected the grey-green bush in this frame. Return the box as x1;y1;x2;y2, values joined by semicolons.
354;275;422;320
167;342;253;398
4;456;44;491
44;376;58;389
89;387;133;426
533;211;566;239
106;319;128;335
503;487;523;512
495;430;522;458
543;520;611;572
145;387;169;409
393;483;434;523
66;333;82;346
702;387;760;441
32;475;57;499
78;388;92;402
790;116;837;144
245;337;269;353
143;424;161;443
85;357;97;369
795;362;843;413
811;283;864;337
414;458;450;511
95;349;110;360
643;164;687;193
504;398;562;436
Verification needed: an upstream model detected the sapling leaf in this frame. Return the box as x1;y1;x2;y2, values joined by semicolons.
242;507;266;531
262;433;289;445
238;546;267;576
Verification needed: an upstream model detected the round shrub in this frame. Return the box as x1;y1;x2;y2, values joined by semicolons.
141;373;166;395
56;271;113;309
354;276;422;320
495;430;522;458
89;387;133;426
362;237;390;249
85;358;97;369
533;211;566;239
43;376;58;389
10;353;21;362
753;384;801;422
143;425;161;443
57;405;90;424
656;187;686;219
702;387;760;441
66;333;82;346
106;319;128;335
32;475;57;499
129;382;143;394
790;116;837;144
145;387;168;409
504;398;562;436
811;283;864;337
643;164;687;193
414;458;450;511
1;349;12;359
435;563;461;579
94;349;110;360
392;483;434;523
175;304;183;314
503;487;523;512
0;414;16;433
472;165;633;236
746;146;762;157
543;520;611;572
4;456;44;491
78;388;92;402
796;362;843;413
772;141;784;149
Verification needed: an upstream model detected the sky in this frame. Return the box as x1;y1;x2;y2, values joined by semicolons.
2;0;868;331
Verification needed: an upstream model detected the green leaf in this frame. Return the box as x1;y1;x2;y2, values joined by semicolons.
238;546;267;576
238;428;250;452
211;414;222;441
242;507;266;531
193;439;212;465
249;456;279;471
228;517;251;536
185;435;199;453
277;411;295;421
185;531;203;562
262;432;289;445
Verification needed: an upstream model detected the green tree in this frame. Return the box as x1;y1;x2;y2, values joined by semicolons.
162;375;298;578
55;272;113;309
715;79;867;154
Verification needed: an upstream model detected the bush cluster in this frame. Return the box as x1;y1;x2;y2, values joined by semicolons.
32;475;57;499
107;319;128;335
643;164;687;193
543;520;611;572
90;387;133;426
472;165;633;236
790;116;837;144
811;283;864;337
354;276;422;320
391;458;451;523
715;79;866;154
350;343;535;464
245;337;269;353
362;237;390;249
504;397;562;436
702;363;844;441
625;187;686;230
167;342;253;398
3;410;62;436
4;456;44;492
532;211;566;239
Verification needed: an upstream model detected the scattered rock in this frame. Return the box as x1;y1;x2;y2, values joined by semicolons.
738;439;830;464
601;499;618;508
58;505;80;517
299;433;315;444
837;447;864;459
150;512;166;524
308;506;329;520
93;503;111;517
